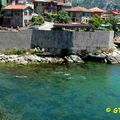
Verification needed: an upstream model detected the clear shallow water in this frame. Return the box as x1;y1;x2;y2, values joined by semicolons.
0;63;120;120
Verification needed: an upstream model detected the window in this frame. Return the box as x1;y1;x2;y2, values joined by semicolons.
24;11;27;16
4;10;11;15
29;12;32;16
24;20;27;26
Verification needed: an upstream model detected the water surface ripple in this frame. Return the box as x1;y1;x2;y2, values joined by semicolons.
0;63;120;120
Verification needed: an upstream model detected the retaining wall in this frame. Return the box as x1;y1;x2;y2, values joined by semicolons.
0;30;114;54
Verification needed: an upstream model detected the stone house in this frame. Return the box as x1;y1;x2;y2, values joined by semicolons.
34;0;71;14
3;4;33;27
89;7;106;17
57;1;72;11
34;0;57;14
66;6;92;23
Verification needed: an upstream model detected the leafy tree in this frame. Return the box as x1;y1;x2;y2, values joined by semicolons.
47;13;57;21
54;11;70;23
105;17;119;36
89;15;103;28
31;14;44;26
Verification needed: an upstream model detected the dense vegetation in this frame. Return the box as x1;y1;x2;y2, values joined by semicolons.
72;0;120;10
31;14;44;26
89;15;119;36
47;11;70;23
0;48;45;55
89;15;103;28
54;11;70;23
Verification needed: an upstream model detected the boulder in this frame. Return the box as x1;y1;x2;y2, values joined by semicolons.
25;55;41;62
70;55;84;63
65;55;84;63
64;56;73;63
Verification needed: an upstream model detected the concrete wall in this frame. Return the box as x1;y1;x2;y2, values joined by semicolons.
0;30;114;54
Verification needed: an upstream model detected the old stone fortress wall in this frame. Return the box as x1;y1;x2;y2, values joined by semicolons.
0;30;114;55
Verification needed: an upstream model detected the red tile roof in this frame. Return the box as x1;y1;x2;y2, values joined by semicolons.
89;7;106;13
3;5;29;10
66;6;92;12
112;10;120;15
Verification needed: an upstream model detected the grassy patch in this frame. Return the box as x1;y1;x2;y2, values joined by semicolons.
0;48;45;55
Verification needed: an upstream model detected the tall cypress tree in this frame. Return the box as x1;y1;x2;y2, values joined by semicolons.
0;0;7;6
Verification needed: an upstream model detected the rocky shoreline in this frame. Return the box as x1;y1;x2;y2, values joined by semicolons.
0;54;84;65
84;49;120;64
0;48;120;65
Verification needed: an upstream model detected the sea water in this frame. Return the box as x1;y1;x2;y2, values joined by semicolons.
0;63;120;120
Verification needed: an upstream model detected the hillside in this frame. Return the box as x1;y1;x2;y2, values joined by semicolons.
72;0;120;10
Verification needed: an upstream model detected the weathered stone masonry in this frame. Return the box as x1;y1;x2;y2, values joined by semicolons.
0;30;114;54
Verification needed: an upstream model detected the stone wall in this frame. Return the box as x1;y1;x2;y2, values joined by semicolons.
0;30;32;50
72;31;114;51
0;30;114;54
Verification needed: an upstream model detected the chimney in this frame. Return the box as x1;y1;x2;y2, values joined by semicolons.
12;0;16;5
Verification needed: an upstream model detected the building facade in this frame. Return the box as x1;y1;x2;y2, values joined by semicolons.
34;0;72;14
34;0;58;14
3;5;33;27
66;6;92;23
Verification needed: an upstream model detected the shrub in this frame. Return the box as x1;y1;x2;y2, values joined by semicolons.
0;48;27;55
31;14;44;26
89;15;103;28
54;11;70;23
0;48;45;55
105;17;119;36
47;13;57;21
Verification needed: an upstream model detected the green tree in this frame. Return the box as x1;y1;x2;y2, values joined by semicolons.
31;14;44;26
47;13;57;21
105;17;119;36
89;15;103;28
54;11;70;23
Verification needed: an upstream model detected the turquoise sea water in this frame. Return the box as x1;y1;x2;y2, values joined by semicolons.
0;63;120;120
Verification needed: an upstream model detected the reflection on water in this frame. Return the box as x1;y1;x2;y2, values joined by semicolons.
0;63;120;120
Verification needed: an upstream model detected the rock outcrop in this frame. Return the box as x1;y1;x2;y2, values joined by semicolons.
85;49;120;64
65;55;84;63
0;54;84;65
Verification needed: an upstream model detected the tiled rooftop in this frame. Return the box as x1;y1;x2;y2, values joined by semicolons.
89;7;106;13
4;5;29;10
66;6;92;12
